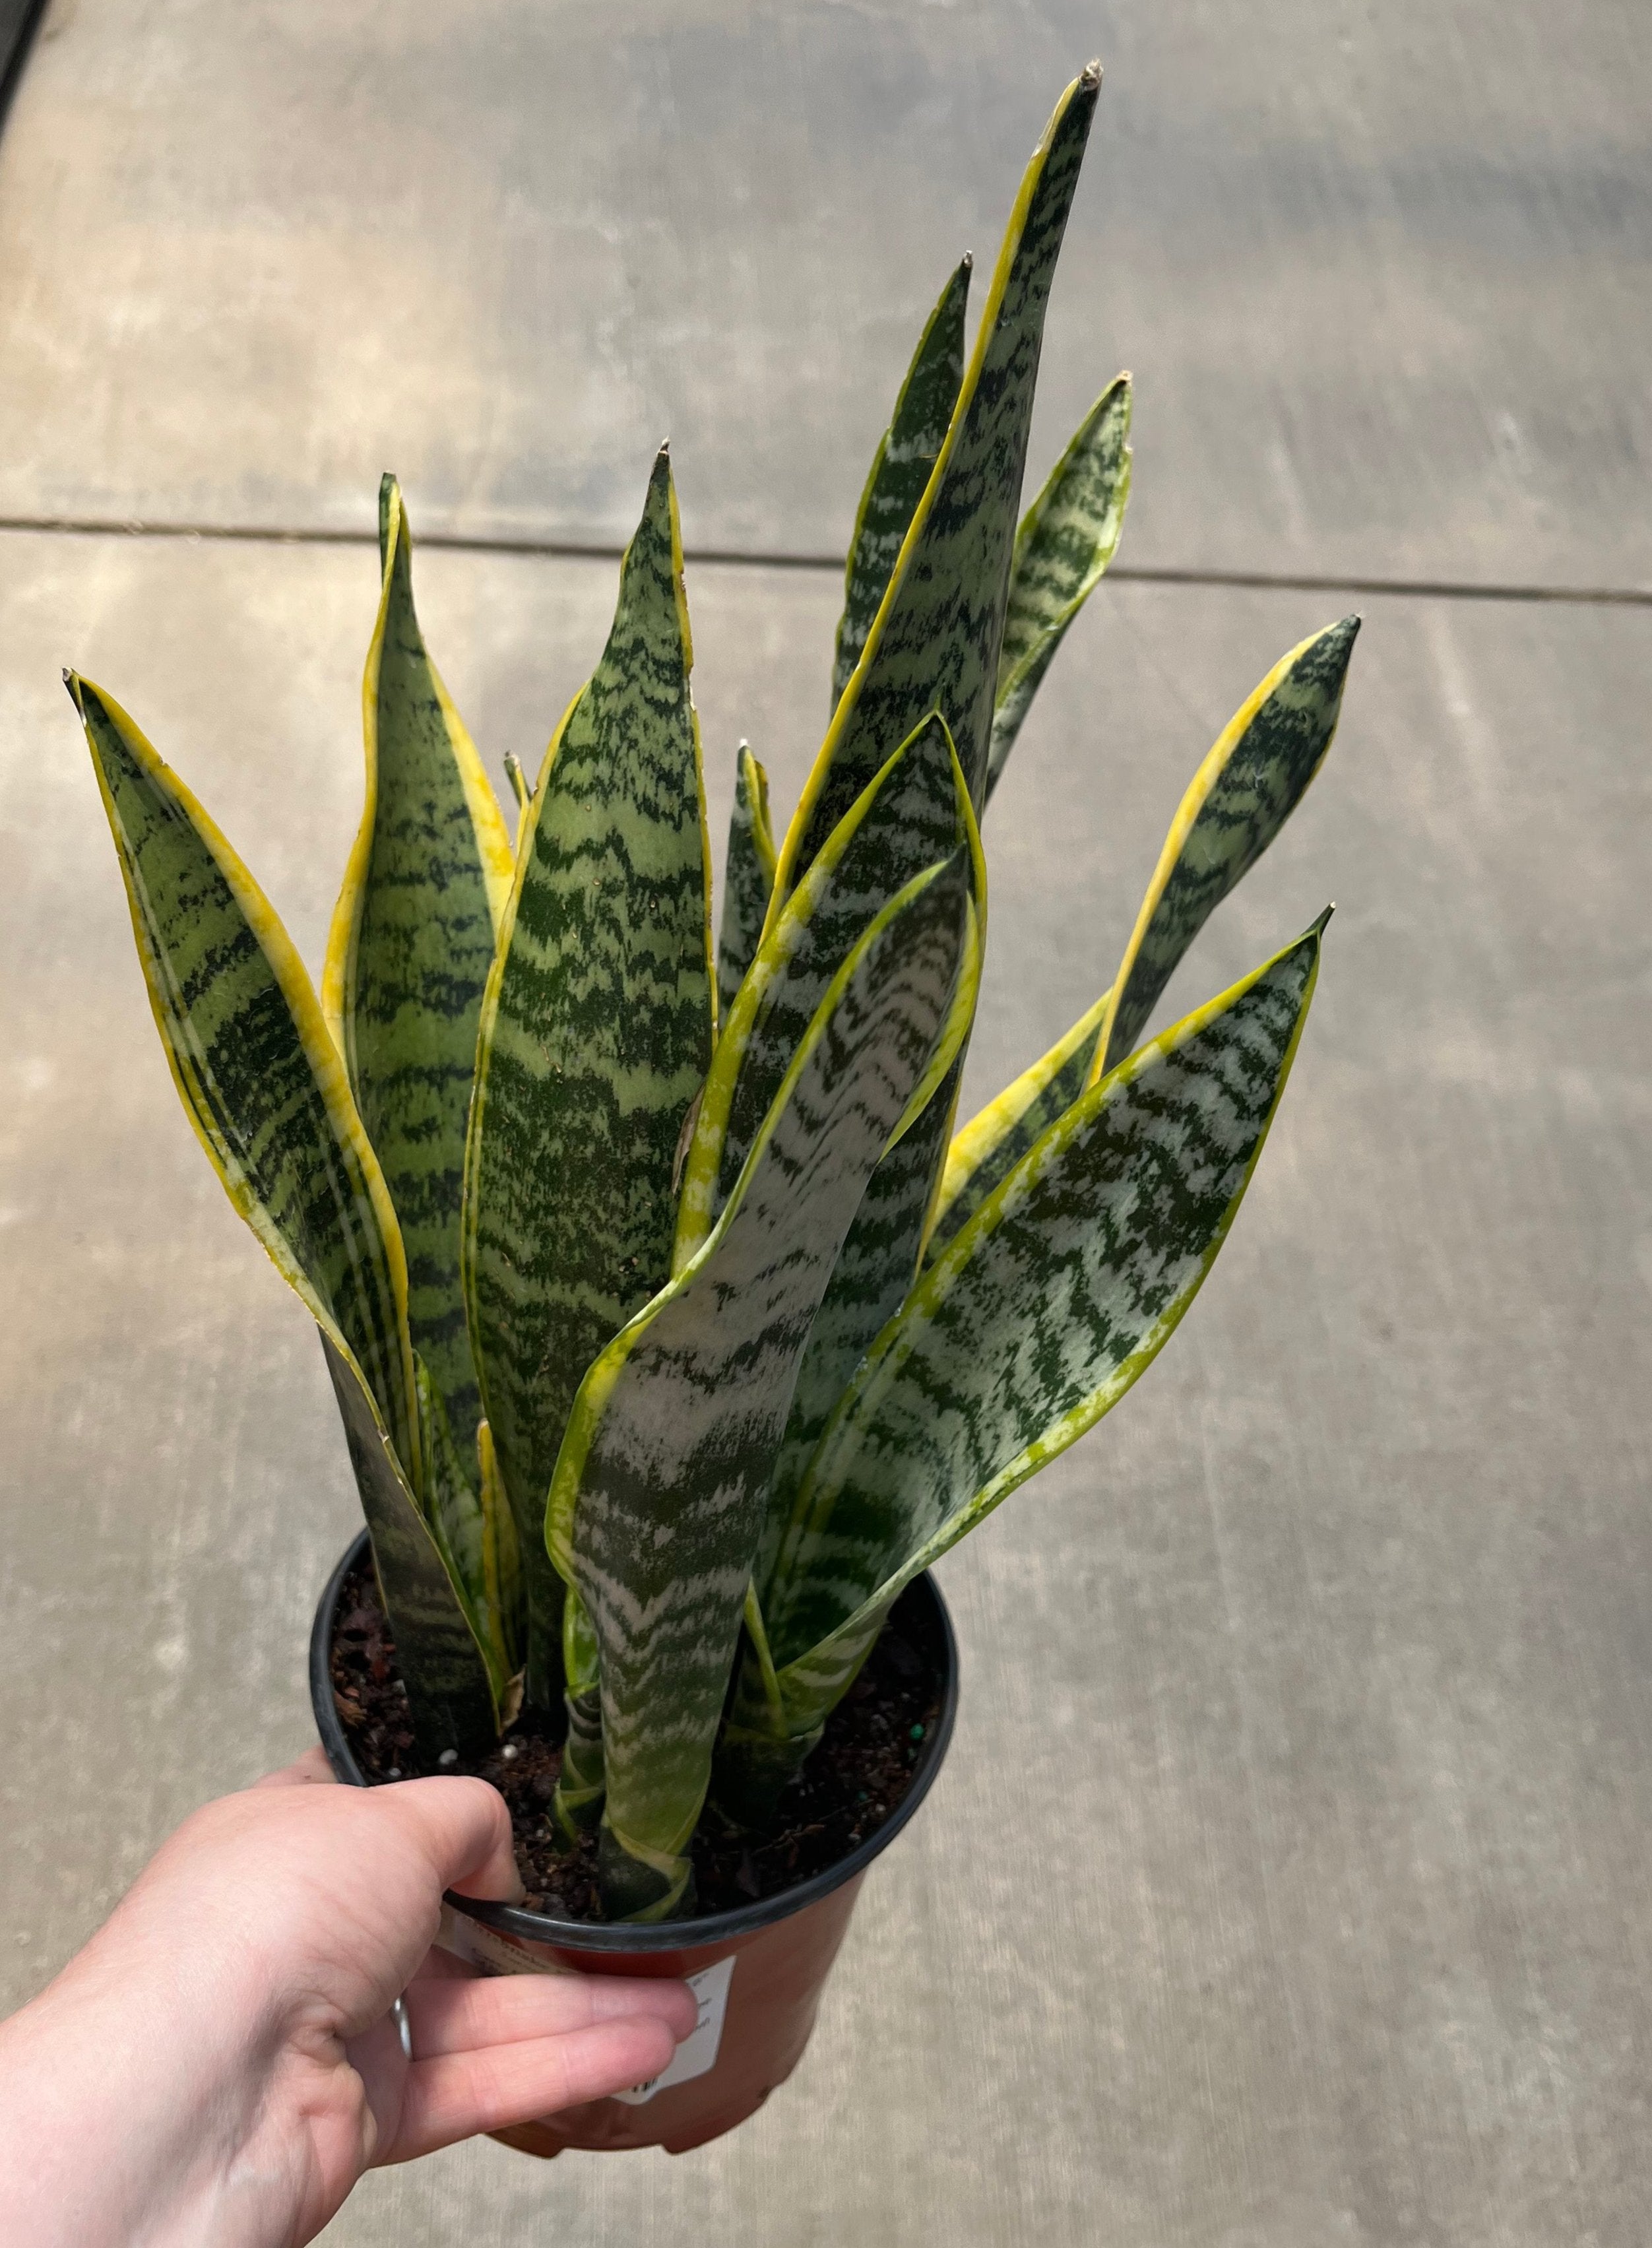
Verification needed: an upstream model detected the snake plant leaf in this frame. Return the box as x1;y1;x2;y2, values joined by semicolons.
552;1588;606;1843
71;673;421;1489
986;374;1132;802
678;711;972;1265
760;915;1329;1729
464;445;715;1708
831;258;972;714
715;742;776;1024
474;1418;523;1691
323;478;515;1464
775;65;1100;897
323;1337;498;1759
1096;616;1358;1081
415;1357;517;1706
925;985;1112;1262
71;675;498;1754
548;857;976;1919
751;1052;964;1609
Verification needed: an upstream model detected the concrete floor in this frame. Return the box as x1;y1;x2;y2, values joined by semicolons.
1;6;1650;2245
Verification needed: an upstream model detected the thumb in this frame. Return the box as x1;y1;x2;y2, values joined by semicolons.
374;1775;524;1907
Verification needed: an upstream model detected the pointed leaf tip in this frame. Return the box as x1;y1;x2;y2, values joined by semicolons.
1313;903;1335;936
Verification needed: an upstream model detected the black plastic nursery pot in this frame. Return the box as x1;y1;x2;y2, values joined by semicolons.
311;1531;958;2156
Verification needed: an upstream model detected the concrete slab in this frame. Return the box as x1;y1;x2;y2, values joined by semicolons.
0;3;1647;588
1;523;1649;2243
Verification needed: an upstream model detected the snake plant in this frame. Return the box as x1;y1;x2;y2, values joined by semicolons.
74;67;1357;1920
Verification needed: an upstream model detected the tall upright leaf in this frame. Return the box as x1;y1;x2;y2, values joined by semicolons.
715;742;775;1023
678;711;972;1265
73;674;495;1754
548;860;977;1918
464;447;715;1706
831;258;972;713
327;1341;499;1756
775;65;1101;897
751;1054;965;1606
730;918;1327;1807
925;986;1111;1262
986;373;1132;801
323;477;515;1461
1096;616;1358;1079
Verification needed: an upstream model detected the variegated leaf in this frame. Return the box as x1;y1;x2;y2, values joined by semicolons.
1097;616;1358;1079
552;1588;606;1842
831;258;972;713
715;742;775;1025
73;674;420;1485
925;985;1111;1262
416;1357;517;1704
678;711;971;1266
323;477;514;1464
986;374;1132;801
463;447;716;1707
73;674;497;1752
323;1339;499;1757
759;916;1328;1728
548;858;976;1919
751;1054;963;1608
775;66;1101;896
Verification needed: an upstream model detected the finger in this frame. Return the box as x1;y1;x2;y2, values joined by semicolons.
405;1970;697;2059
379;2016;683;2164
373;1775;523;1905
250;1745;337;1791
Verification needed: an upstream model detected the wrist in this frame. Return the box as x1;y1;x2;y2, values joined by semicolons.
0;1924;278;2248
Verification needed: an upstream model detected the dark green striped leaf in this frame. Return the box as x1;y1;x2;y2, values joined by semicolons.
416;1356;518;1706
751;1054;963;1608
74;674;497;1752
776;67;1100;891
552;1588;606;1842
324;1337;498;1760
759;917;1328;1735
924;986;1110;1262
324;477;515;1464
715;742;775;1024
547;859;976;1918
986;374;1132;802
73;674;420;1485
678;711;972;1264
831;258;972;714
1098;616;1358;1079
463;446;716;1707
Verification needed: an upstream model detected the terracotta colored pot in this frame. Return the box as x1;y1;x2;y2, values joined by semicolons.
310;1531;958;2156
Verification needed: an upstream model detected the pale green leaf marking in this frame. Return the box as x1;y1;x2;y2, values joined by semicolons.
464;448;715;1706
761;917;1328;1708
548;860;976;1918
1097;616;1358;1079
831;258;972;714
775;67;1101;895
678;711;972;1267
715;742;775;1025
323;478;515;1465
986;374;1132;801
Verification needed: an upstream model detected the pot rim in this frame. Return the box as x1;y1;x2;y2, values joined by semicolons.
311;1529;959;1954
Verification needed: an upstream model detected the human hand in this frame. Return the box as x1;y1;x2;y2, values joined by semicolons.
0;1748;695;2247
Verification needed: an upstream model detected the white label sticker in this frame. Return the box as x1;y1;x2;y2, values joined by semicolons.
613;1955;735;2105
435;1908;736;2107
